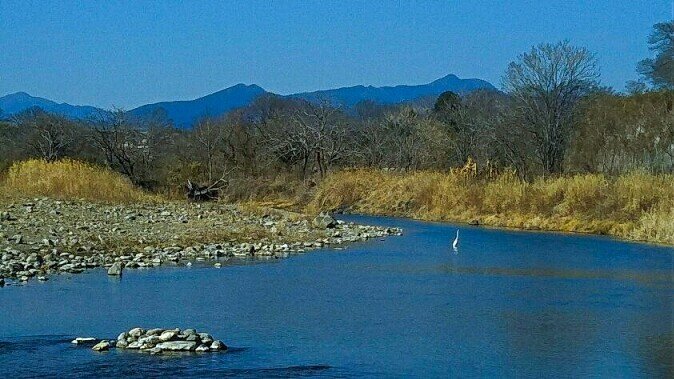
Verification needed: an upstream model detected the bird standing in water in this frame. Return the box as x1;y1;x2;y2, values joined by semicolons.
452;229;459;250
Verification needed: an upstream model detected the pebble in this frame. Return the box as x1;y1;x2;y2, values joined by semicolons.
0;199;403;285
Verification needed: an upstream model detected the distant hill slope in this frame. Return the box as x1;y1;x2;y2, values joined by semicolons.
1;74;495;127
0;92;103;120
290;74;495;108
129;84;267;128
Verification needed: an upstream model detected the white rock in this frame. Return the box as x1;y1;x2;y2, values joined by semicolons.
92;340;110;351
155;341;197;351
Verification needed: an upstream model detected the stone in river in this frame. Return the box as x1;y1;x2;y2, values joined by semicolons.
312;213;336;229
127;341;143;349
145;328;164;336
128;327;145;338
195;344;210;352
155;341;197;351
182;328;197;336
199;333;213;344
92;340;111;351
186;334;200;342
107;262;123;276
158;330;178;342
210;340;227;351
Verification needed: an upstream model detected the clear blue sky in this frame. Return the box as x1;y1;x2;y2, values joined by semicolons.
0;0;670;109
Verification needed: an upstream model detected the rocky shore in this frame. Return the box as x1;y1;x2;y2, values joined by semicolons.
0;198;401;286
73;327;227;354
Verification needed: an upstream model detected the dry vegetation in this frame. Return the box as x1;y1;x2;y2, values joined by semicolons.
0;159;156;203
1;160;672;245
308;168;674;245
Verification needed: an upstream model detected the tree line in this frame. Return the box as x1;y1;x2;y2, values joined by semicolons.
1;22;672;194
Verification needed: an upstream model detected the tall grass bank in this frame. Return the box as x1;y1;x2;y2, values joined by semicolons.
309;169;674;245
0;159;154;203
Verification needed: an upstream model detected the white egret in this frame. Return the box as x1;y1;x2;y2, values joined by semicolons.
452;229;459;250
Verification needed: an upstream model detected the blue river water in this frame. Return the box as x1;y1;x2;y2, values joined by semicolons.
0;215;672;378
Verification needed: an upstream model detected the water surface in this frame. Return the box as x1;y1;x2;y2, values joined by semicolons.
0;215;672;378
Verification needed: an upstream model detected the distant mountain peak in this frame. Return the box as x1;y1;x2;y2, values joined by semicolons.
290;74;495;108
0;92;101;119
2;73;495;126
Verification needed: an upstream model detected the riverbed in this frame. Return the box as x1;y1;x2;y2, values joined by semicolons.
0;215;671;377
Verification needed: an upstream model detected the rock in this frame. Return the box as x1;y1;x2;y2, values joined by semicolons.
107;262;123;276
128;327;145;338
149;347;162;355
158;330;178;342
210;340;227;351
71;337;97;345
92;340;111;351
468;219;480;226
186;334;200;342
182;328;197;336
155;341;197;351
145;328;164;336
0;278;4;287
127;341;143;349
116;340;128;349
117;332;129;341
138;335;162;346
312;213;336;229
195;344;210;352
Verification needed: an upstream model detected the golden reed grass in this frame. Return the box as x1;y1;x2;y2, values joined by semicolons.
308;168;674;245
0;159;155;203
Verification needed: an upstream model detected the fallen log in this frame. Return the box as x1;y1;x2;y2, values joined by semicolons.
185;180;221;202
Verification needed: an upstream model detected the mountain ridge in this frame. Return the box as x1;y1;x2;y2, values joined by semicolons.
1;74;496;127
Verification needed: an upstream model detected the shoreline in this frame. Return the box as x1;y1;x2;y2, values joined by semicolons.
308;169;674;246
0;198;401;286
338;211;674;248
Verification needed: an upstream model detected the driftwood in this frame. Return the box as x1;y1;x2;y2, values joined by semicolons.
185;179;225;202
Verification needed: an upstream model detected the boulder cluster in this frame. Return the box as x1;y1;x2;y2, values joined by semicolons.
0;199;402;285
72;327;227;355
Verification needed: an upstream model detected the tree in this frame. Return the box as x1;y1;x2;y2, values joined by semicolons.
14;108;76;162
638;21;674;90
503;41;600;174
90;109;144;183
192;117;224;182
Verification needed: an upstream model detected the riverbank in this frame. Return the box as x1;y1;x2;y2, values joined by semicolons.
308;169;674;245
0;198;400;285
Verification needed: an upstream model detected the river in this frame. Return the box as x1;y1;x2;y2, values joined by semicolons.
0;215;672;378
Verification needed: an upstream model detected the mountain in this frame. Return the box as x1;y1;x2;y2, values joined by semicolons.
1;74;495;127
290;74;495;108
129;84;267;128
0;92;103;120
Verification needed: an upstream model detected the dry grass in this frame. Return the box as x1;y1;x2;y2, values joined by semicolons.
308;168;674;245
0;159;156;203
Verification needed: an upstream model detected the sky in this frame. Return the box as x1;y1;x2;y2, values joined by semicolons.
0;0;671;109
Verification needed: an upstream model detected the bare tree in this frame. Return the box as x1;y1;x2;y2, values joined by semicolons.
15;109;75;162
503;41;600;174
192;117;224;182
89;109;144;183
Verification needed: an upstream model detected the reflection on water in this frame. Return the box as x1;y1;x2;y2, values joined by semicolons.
0;215;671;377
